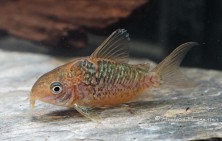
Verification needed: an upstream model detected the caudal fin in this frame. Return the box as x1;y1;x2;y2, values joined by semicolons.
152;42;199;88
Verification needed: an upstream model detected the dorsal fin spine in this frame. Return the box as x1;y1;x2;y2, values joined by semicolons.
90;29;130;63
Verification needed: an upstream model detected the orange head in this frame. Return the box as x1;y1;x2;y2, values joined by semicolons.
30;60;80;109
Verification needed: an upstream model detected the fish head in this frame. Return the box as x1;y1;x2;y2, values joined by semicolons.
30;60;81;109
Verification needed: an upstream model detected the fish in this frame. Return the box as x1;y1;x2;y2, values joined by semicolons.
30;29;199;120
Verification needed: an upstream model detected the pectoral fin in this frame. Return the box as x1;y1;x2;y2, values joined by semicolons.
74;104;101;122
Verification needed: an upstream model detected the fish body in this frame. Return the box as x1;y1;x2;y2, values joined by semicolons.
30;29;198;120
72;57;151;108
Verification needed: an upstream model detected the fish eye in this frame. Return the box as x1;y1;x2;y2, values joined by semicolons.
50;81;63;94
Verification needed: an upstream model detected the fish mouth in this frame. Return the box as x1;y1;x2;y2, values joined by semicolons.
29;93;36;109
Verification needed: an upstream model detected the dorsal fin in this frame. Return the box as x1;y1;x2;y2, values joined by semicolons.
90;29;130;63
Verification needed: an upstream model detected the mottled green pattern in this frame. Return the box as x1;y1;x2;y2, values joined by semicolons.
80;59;147;87
80;59;96;85
76;58;150;102
97;60;147;85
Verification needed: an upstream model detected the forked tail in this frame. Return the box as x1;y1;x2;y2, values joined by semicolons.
151;42;199;88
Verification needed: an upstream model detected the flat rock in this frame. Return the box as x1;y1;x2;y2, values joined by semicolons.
0;49;222;141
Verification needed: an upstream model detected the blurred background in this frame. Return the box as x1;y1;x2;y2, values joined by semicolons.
0;0;222;70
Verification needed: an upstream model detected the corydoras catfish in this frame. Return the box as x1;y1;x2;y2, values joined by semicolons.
30;29;199;120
